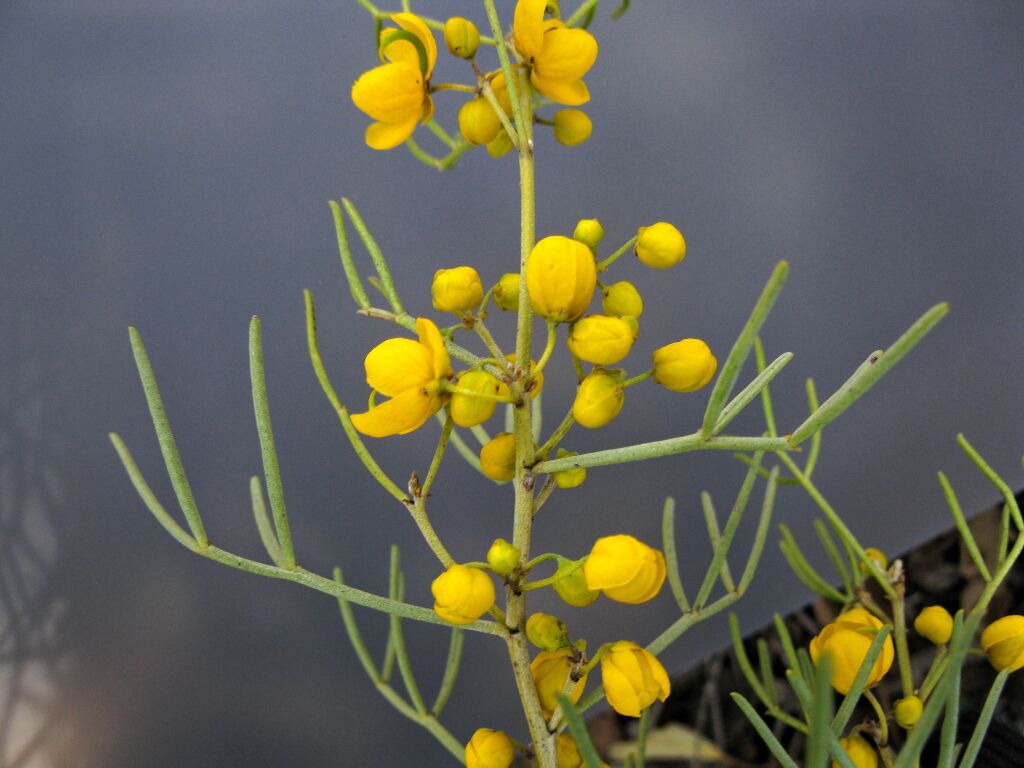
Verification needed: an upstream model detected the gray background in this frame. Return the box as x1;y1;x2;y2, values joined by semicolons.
2;1;1023;765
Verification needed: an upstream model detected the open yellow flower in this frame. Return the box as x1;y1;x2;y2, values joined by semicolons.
351;13;438;150
350;318;452;437
600;641;671;717
513;0;598;106
809;607;894;694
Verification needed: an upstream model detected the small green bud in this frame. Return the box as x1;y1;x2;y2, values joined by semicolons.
553;449;587;489
552;559;599;607
573;218;604;250
487;128;514;158
601;280;644;318
894;695;923;728
487;538;521;576
526;612;569;652
443;17;480;59
493;273;520;311
553;109;592;146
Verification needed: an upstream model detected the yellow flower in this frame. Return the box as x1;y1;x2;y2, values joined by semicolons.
600;641;670;717
573;218;604;250
894;695;923;729
552;559;599;607
553;109;592;146
553;449;587;489
465;728;515;768
584;534;666;604
526;613;569;652
861;547;888;574
486;538;521;577
635;222;686;269
602;280;644;318
514;0;598;106
913;605;953;645
433;266;484;313
833;734;878;768
444;17;480;59
431;564;495;625
480;432;517;482
572;369;625;429
809;608;895;694
652;338;717;393
351;318;452;437
980;615;1024;672
568;315;636;365
526;235;597;322
530;647;588;717
450;369;503;428
351;13;438;150
494;272;521;311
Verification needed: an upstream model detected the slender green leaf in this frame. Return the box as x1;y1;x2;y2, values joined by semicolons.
739;467;778;592
831;625;892;734
789;303;949;446
702;261;789;435
729;614;771;706
328;200;370;309
936;660;961;768
730;693;799;768
713;352;793;435
250;475;284;567
701;492;735;593
956;433;1024;531
341;197;404;313
661;497;690;612
938;471;992;582
249;315;295;567
557;695;603;768
431;629;464;716
957;669;1010;768
128;327;207;544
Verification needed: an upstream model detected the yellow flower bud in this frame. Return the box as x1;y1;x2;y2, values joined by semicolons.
832;734;878;768
635;222;686;269
554;449;587;489
450;369;502;427
913;605;953;645
479;432;517;483
497;354;544;400
465;728;515;768
573;218;605;250
493;272;520;311
526;235;597;322
444;17;480;59
553;109;592;146
526;613;569;652
584;534;666;604
652;338;717;393
555;733;583;768
894;695;923;729
622;315;640;340
530;647;588;717
600;641;671;717
486;538;521;577
431;564;495;625
809;608;895;694
432;266;484;313
567;315;636;365
601;280;644;318
572;369;625;429
552;559;599;607
487;128;514;158
458;98;502;146
980;615;1024;672
861;547;889;574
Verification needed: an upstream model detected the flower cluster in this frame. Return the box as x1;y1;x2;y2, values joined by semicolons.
350;1;598;157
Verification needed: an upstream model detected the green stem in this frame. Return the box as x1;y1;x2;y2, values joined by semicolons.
534;321;558;374
537;408;576;460
622;369;653;388
864;689;889;747
422;414;453;497
890;585;915;697
425;119;457;149
473;318;507;361
565;0;601;27
534;433;792;474
597;236;637;271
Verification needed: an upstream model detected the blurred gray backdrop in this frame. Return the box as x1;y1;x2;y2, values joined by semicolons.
2;1;1023;765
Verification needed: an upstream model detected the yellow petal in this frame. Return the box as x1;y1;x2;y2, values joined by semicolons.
350;389;439;437
513;0;547;59
531;72;591;106
391;12;438;77
365;116;420;150
416;317;453;380
536;28;598;82
352;61;424;123
364;337;434;396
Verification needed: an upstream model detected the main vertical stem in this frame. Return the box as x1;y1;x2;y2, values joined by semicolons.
482;3;552;762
